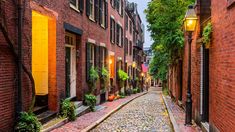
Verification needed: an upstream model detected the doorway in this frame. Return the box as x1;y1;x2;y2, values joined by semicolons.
32;11;56;107
65;32;77;98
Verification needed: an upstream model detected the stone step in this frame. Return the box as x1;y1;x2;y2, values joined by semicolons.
37;111;57;125
75;105;90;117
72;101;83;109
33;105;48;115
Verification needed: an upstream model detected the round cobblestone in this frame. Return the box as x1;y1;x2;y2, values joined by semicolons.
91;87;173;132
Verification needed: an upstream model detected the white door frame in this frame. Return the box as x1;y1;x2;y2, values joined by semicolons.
65;32;77;98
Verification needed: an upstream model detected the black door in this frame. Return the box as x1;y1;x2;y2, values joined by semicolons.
65;47;71;98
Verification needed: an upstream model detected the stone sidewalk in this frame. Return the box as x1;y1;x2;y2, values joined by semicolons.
51;92;147;132
162;95;202;132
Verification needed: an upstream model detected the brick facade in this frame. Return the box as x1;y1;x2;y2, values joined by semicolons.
168;0;235;131
0;0;145;130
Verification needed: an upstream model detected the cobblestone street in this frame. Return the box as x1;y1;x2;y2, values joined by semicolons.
91;87;173;132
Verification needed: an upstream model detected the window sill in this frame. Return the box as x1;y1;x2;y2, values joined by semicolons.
89;16;96;22
70;4;81;13
100;24;106;29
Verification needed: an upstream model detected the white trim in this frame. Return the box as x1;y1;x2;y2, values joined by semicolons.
111;15;115;19
88;38;96;44
70;4;80;13
100;42;106;47
109;51;115;55
117;21;122;27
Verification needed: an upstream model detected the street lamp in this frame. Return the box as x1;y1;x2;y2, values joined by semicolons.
184;5;198;125
141;72;144;91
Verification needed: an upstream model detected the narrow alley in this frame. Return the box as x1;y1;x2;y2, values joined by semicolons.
91;87;173;132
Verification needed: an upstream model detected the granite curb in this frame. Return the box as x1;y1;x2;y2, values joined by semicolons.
162;94;180;132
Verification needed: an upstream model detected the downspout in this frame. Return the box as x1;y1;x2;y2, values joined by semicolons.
17;0;23;114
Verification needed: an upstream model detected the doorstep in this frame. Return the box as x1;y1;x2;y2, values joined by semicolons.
162;95;202;132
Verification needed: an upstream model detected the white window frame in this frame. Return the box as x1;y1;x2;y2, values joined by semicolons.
70;0;80;12
89;0;95;20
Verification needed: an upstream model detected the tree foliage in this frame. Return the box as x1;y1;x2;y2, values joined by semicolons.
145;0;194;81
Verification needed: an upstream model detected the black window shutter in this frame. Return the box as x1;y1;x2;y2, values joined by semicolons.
104;47;108;68
116;23;119;45
95;0;99;22
99;46;103;68
121;0;123;16
86;43;91;81
105;1;108;28
94;45;100;68
121;27;123;47
86;0;90;16
110;17;113;43
79;0;84;12
99;0;103;25
116;61;119;82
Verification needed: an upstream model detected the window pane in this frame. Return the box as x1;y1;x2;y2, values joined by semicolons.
70;0;77;6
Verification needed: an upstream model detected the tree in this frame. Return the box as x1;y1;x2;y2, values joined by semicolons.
145;0;194;83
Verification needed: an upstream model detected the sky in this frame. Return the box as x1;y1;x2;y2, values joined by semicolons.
128;0;153;48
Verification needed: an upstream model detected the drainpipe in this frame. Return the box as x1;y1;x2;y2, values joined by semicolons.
17;0;23;114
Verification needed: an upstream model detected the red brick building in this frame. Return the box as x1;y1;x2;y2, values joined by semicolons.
168;0;235;131
0;0;145;130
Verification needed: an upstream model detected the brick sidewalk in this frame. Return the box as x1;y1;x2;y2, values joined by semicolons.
51;92;146;132
163;95;202;132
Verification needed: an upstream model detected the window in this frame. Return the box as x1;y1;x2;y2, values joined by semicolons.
110;0;115;8
110;17;115;43
116;23;123;47
125;14;128;30
116;0;120;12
70;0;83;12
99;46;107;67
89;0;95;19
125;38;128;55
129;20;132;34
129;41;132;56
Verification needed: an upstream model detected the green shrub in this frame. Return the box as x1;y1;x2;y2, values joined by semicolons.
60;99;76;121
202;22;212;47
85;94;97;112
118;69;129;81
119;92;125;98
87;66;99;93
15;112;41;132
133;88;138;94
100;67;109;89
136;88;141;93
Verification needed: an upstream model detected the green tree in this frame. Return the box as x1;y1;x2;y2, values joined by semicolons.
145;0;194;82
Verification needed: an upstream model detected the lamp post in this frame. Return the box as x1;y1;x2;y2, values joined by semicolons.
141;72;144;91
183;5;198;125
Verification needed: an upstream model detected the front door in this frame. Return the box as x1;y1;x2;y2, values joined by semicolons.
65;32;77;98
65;47;71;97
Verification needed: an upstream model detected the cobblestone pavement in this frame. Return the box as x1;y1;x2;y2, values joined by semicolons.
52;92;145;132
91;87;173;132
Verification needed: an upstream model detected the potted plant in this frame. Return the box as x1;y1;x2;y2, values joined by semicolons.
202;22;212;49
15;112;41;132
87;66;99;94
117;69;129;90
100;67;109;92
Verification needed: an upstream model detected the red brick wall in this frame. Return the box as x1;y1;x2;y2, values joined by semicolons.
0;0;32;130
210;0;235;131
108;1;125;92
